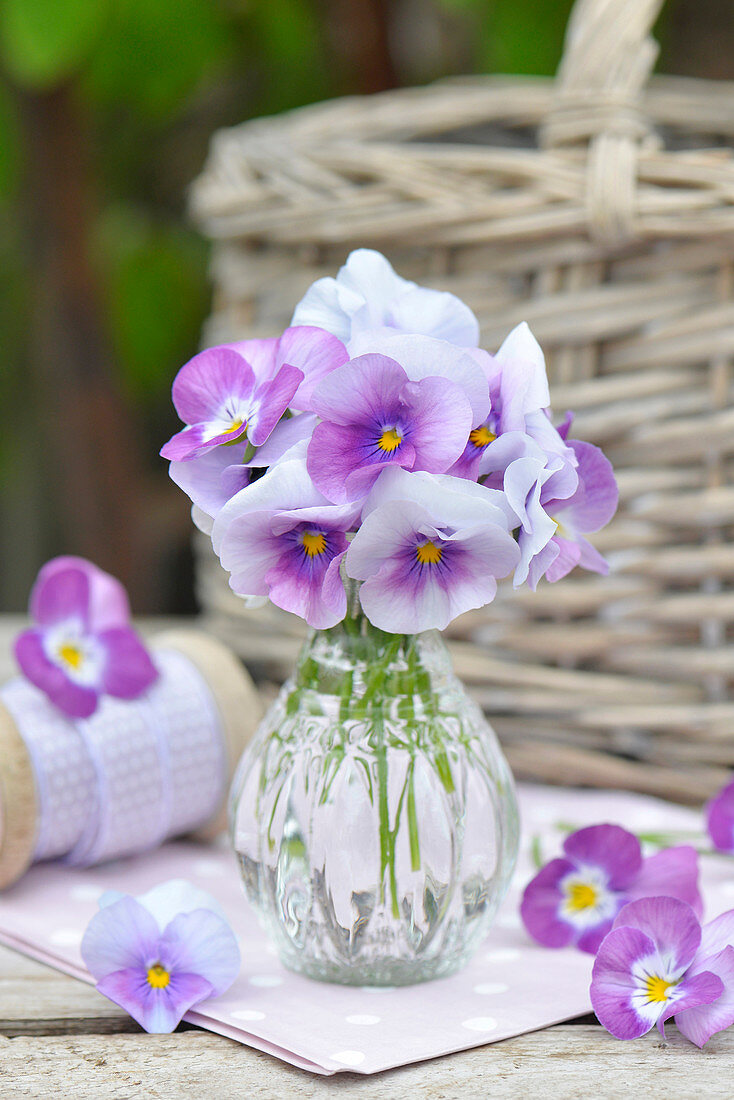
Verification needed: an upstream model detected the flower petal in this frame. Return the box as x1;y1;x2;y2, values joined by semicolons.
98;629;158;700
706;780;734;853
81;896;160;980
30;557;131;632
169;444;250;521
136;880;229;931
676;946;734;1048
657;969;724;1037
562;824;642;892
520;858;578;948
627;846;702;918
611;896;701;973
158;909;240;997
170;346;255;426
278;325;349;413
96;968;214;1033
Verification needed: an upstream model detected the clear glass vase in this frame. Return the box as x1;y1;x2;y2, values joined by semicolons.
230;601;520;986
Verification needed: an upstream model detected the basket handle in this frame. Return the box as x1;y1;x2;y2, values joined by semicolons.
541;0;666;244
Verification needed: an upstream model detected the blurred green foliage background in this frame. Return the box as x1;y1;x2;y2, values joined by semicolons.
0;0;731;612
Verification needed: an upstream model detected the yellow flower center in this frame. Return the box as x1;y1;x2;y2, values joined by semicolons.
223;418;244;435
146;964;170;989
566;882;598;912
378;428;402;453
59;643;83;670
645;975;673;1003
302;532;327;558
416;541;442;565
469;425;496;449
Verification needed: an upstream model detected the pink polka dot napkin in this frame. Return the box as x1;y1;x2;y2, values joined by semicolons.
0;785;729;1076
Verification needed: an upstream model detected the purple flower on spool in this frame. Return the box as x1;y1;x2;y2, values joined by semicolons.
15;557;158;719
591;897;734;1046
520;824;702;955
81;880;240;1033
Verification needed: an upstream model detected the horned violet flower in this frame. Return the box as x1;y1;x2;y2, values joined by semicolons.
521;824;702;955
81;879;240;1033
591;897;734;1046
15;557;157;718
346;468;519;633
212;450;360;629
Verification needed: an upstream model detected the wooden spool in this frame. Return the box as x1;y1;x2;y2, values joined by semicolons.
0;629;263;889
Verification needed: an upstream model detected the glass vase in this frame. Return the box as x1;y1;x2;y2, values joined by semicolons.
230;602;520;986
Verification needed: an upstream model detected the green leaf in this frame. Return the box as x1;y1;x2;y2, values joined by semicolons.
0;0;108;87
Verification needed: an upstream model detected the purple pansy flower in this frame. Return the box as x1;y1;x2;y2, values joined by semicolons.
504;436;617;590
226;326;349;414
291;248;479;350
81;879;240;1034
307;352;475;504
521;824;702;956
591;897;734;1045
706;779;734;853
346;467;519;633
212;450;360;629
160;344;303;462
15;557;158;719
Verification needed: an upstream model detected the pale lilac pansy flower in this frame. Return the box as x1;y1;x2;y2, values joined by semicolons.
160;326;345;464
15;557;157;719
503;436;616;590
291;248;479;350
212;449;360;629
306;352;475;504
345;467;519;633
81;879;240;1034
706;779;734;853
591;897;734;1046
521;823;702;956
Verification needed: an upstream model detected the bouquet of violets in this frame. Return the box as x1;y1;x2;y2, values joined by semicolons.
161;250;618;986
162;249;617;631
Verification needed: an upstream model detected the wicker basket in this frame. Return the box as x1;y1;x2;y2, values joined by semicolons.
188;0;734;805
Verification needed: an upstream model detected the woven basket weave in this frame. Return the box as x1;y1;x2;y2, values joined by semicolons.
189;0;734;805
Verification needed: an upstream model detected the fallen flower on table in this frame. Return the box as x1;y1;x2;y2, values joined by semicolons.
81;879;240;1033
591;896;734;1047
706;778;734;854
15;556;158;719
520;823;701;955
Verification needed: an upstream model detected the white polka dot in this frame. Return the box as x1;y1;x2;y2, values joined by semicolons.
193;859;226;878
331;1050;366;1067
69;885;104;902
248;974;284;988
462;1016;498;1032
50;928;83;946
345;1014;381;1026
484;948;520;962
231;1009;266;1022
474;982;509;996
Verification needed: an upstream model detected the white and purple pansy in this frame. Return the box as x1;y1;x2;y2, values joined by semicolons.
706;778;734;854
291;248;480;350
521;823;702;956
306;351;476;504
212;451;360;629
345;467;519;633
591;897;734;1046
15;557;158;719
81;879;240;1034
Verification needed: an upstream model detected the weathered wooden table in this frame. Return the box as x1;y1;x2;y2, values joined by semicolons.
1;617;731;1098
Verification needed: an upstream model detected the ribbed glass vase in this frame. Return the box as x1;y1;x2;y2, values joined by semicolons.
230;600;519;986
